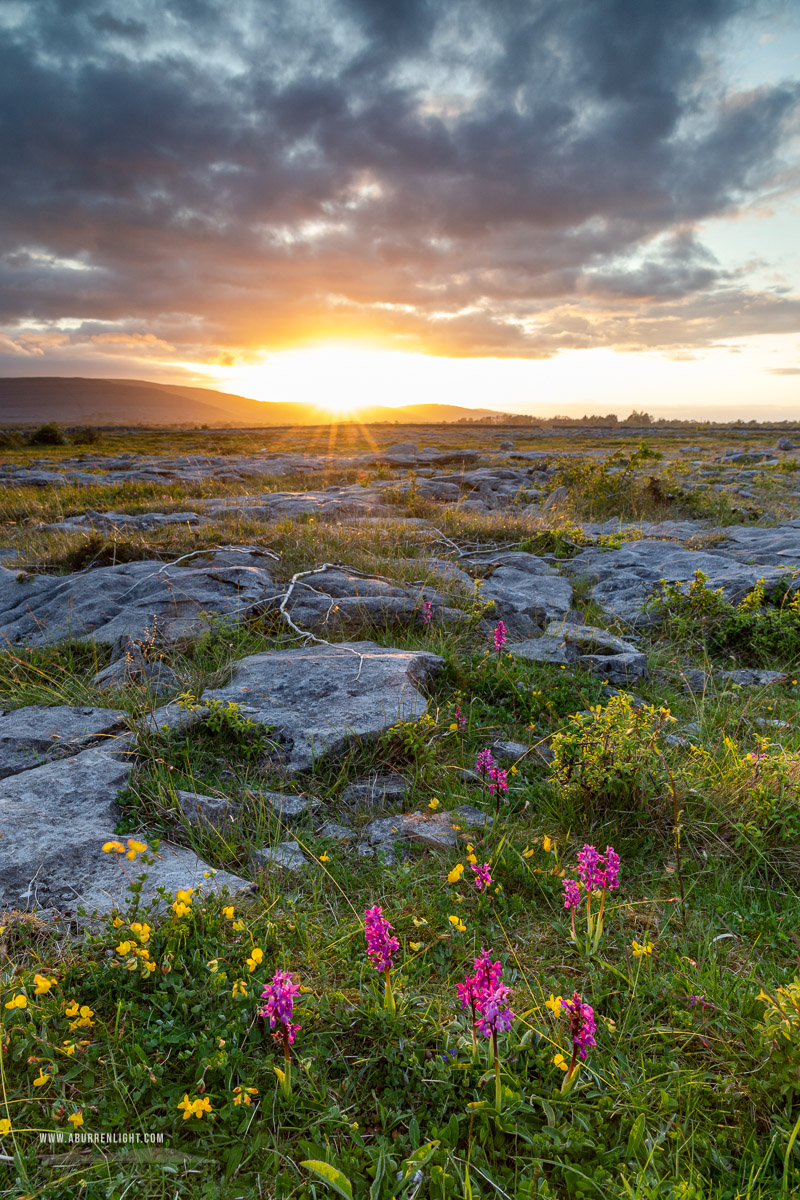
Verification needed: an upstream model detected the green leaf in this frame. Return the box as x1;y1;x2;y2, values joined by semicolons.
300;1161;354;1200
408;1114;420;1149
626;1113;645;1162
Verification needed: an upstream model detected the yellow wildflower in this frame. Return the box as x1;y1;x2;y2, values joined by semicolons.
116;942;133;956
67;1112;84;1129
232;979;248;998
177;1094;212;1120
545;994;562;1018
64;1000;79;1017
102;841;124;854
233;1086;258;1107
232;920;245;932
428;797;440;810
125;838;148;860
206;959;220;974
4;994;27;1010
632;940;653;958
448;915;466;933
543;835;553;853
522;846;536;858
143;960;156;973
319;852;330;863
60;1042;77;1056
0;1118;10;1135
33;975;54;996
447;863;465;884
246;947;263;973
553;1053;568;1072
33;1069;50;1087
172;902;191;918
409;941;423;951
222;906;235;920
111;917;124;928
130;922;150;942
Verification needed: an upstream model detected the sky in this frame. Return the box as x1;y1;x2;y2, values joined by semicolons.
1;0;799;419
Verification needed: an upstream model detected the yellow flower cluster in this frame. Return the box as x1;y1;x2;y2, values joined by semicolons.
65;1001;95;1032
177;1094;212;1120
447;863;464;883
102;838;148;861
233;1086;258;1107
632;940;654;958
4;994;27;1010
172;888;194;918
245;947;263;973
448;915;466;933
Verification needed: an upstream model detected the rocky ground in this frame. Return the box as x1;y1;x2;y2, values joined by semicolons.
3;423;800;1197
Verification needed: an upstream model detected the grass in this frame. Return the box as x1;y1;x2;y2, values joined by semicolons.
3;429;800;1197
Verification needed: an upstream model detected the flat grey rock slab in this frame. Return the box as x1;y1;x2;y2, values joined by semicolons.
250;840;309;872
95;655;181;697
260;790;320;823
202;641;444;773
470;552;573;634
490;740;530;763
546;622;639;656
48;510;203;533
0;746;249;913
509;636;571;664
363;804;493;851
0;705;127;779
283;568;466;634
340;773;410;807
715;524;800;567
566;540;793;625
0;551;277;646
204;486;390;522
174;789;239;829
317;820;355;841
578;650;649;683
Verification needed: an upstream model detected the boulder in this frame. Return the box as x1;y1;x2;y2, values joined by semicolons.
490;740;530;763
509;636;571;664
201;641;445;773
543;486;569;510
776;438;797;452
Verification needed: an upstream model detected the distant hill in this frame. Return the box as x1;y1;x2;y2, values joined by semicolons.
0;377;505;426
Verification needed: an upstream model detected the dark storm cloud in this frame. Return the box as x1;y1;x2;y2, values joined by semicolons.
0;0;798;364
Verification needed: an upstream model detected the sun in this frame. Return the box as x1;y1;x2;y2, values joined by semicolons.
216;341;432;414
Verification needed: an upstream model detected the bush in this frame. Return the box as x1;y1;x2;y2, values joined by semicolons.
549;693;672;811
646;570;800;666
685;734;800;845
27;421;67;446
758;978;800;1099
71;426;102;445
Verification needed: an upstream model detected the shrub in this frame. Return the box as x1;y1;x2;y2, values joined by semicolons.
757;978;800;1099
685;735;800;844
27;421;67;446
549;693;672;811
646;570;800;666
71;426;102;445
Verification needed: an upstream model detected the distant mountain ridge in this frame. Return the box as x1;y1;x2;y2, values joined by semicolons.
0;377;504;426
